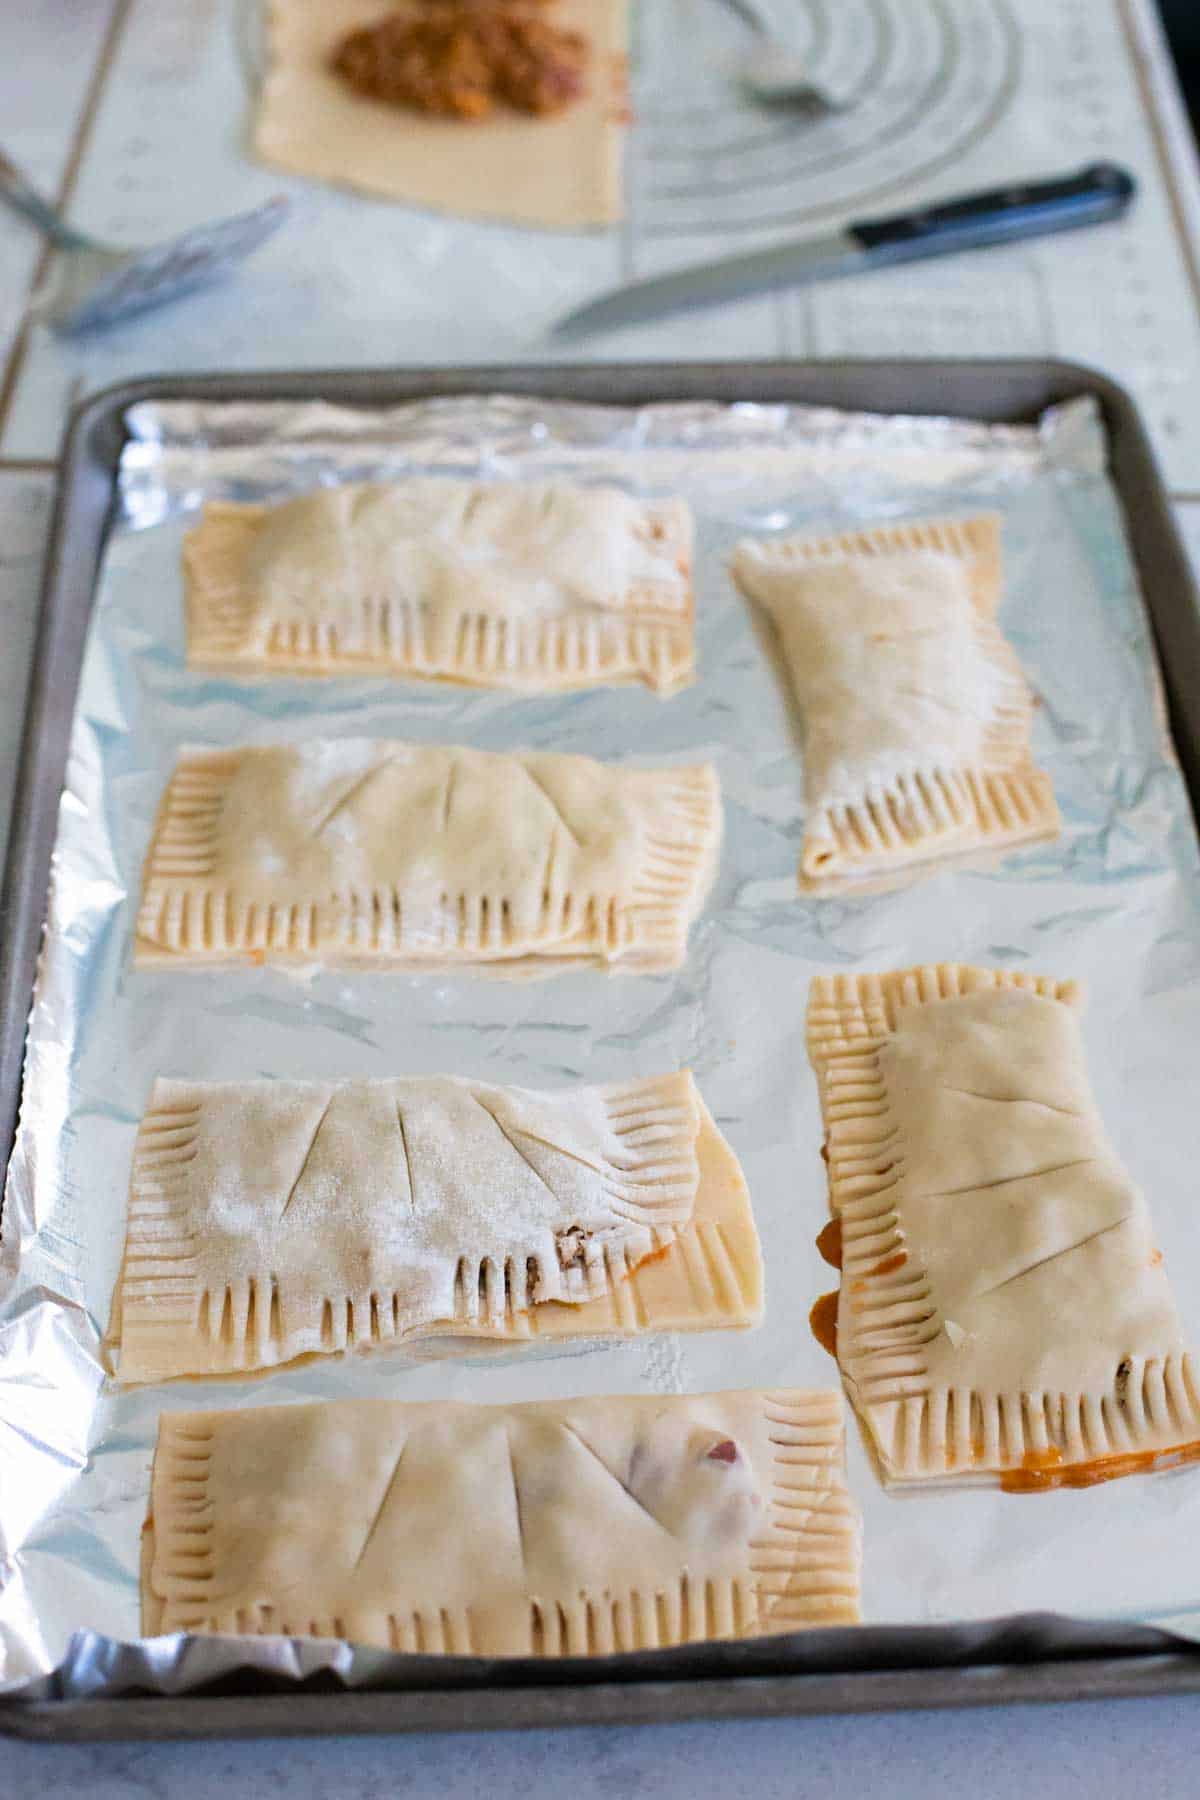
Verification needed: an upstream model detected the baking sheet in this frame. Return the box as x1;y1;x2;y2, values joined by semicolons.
4;387;1200;1702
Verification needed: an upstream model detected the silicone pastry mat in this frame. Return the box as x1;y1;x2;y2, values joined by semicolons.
3;390;1200;1699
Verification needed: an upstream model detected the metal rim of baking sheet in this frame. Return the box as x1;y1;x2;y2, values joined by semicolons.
3;358;1200;1740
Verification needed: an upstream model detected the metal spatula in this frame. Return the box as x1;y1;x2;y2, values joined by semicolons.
0;147;290;334
719;0;857;111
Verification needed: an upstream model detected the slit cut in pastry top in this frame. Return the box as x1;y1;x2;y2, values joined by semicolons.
135;739;721;973
108;1070;763;1384
185;477;694;694
732;515;1059;891
142;1387;861;1650
807;962;1200;1489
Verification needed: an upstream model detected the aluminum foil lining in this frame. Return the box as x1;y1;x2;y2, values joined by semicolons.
4;391;1200;1702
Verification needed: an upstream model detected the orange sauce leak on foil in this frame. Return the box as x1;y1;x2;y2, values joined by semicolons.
809;1291;839;1359
1000;1439;1200;1492
815;1218;843;1271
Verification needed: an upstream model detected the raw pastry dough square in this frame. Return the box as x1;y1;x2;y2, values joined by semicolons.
135;739;720;974
256;0;629;228
733;516;1059;892
807;962;1200;1490
107;1070;763;1384
141;1387;860;1649
184;478;694;694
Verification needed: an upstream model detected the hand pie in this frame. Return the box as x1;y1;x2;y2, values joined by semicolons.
732;515;1059;892
807;962;1200;1490
107;1070;763;1384
255;0;629;228
135;739;720;974
185;477;692;694
141;1388;860;1649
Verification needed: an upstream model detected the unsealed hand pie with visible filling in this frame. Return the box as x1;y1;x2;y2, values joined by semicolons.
256;0;629;227
107;1070;763;1383
732;516;1059;892
141;1388;861;1649
135;739;720;974
185;478;694;694
807;962;1200;1490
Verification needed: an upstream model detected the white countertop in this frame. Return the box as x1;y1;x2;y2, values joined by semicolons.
4;0;1200;1787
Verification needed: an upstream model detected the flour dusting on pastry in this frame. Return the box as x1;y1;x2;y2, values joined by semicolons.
186;478;693;694
109;1072;763;1382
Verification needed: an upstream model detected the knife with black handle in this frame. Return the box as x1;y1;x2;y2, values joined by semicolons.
553;162;1136;338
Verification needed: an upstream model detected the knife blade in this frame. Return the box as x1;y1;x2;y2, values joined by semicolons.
552;162;1136;340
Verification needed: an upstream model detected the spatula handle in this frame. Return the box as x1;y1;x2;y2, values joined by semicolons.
0;147;92;250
